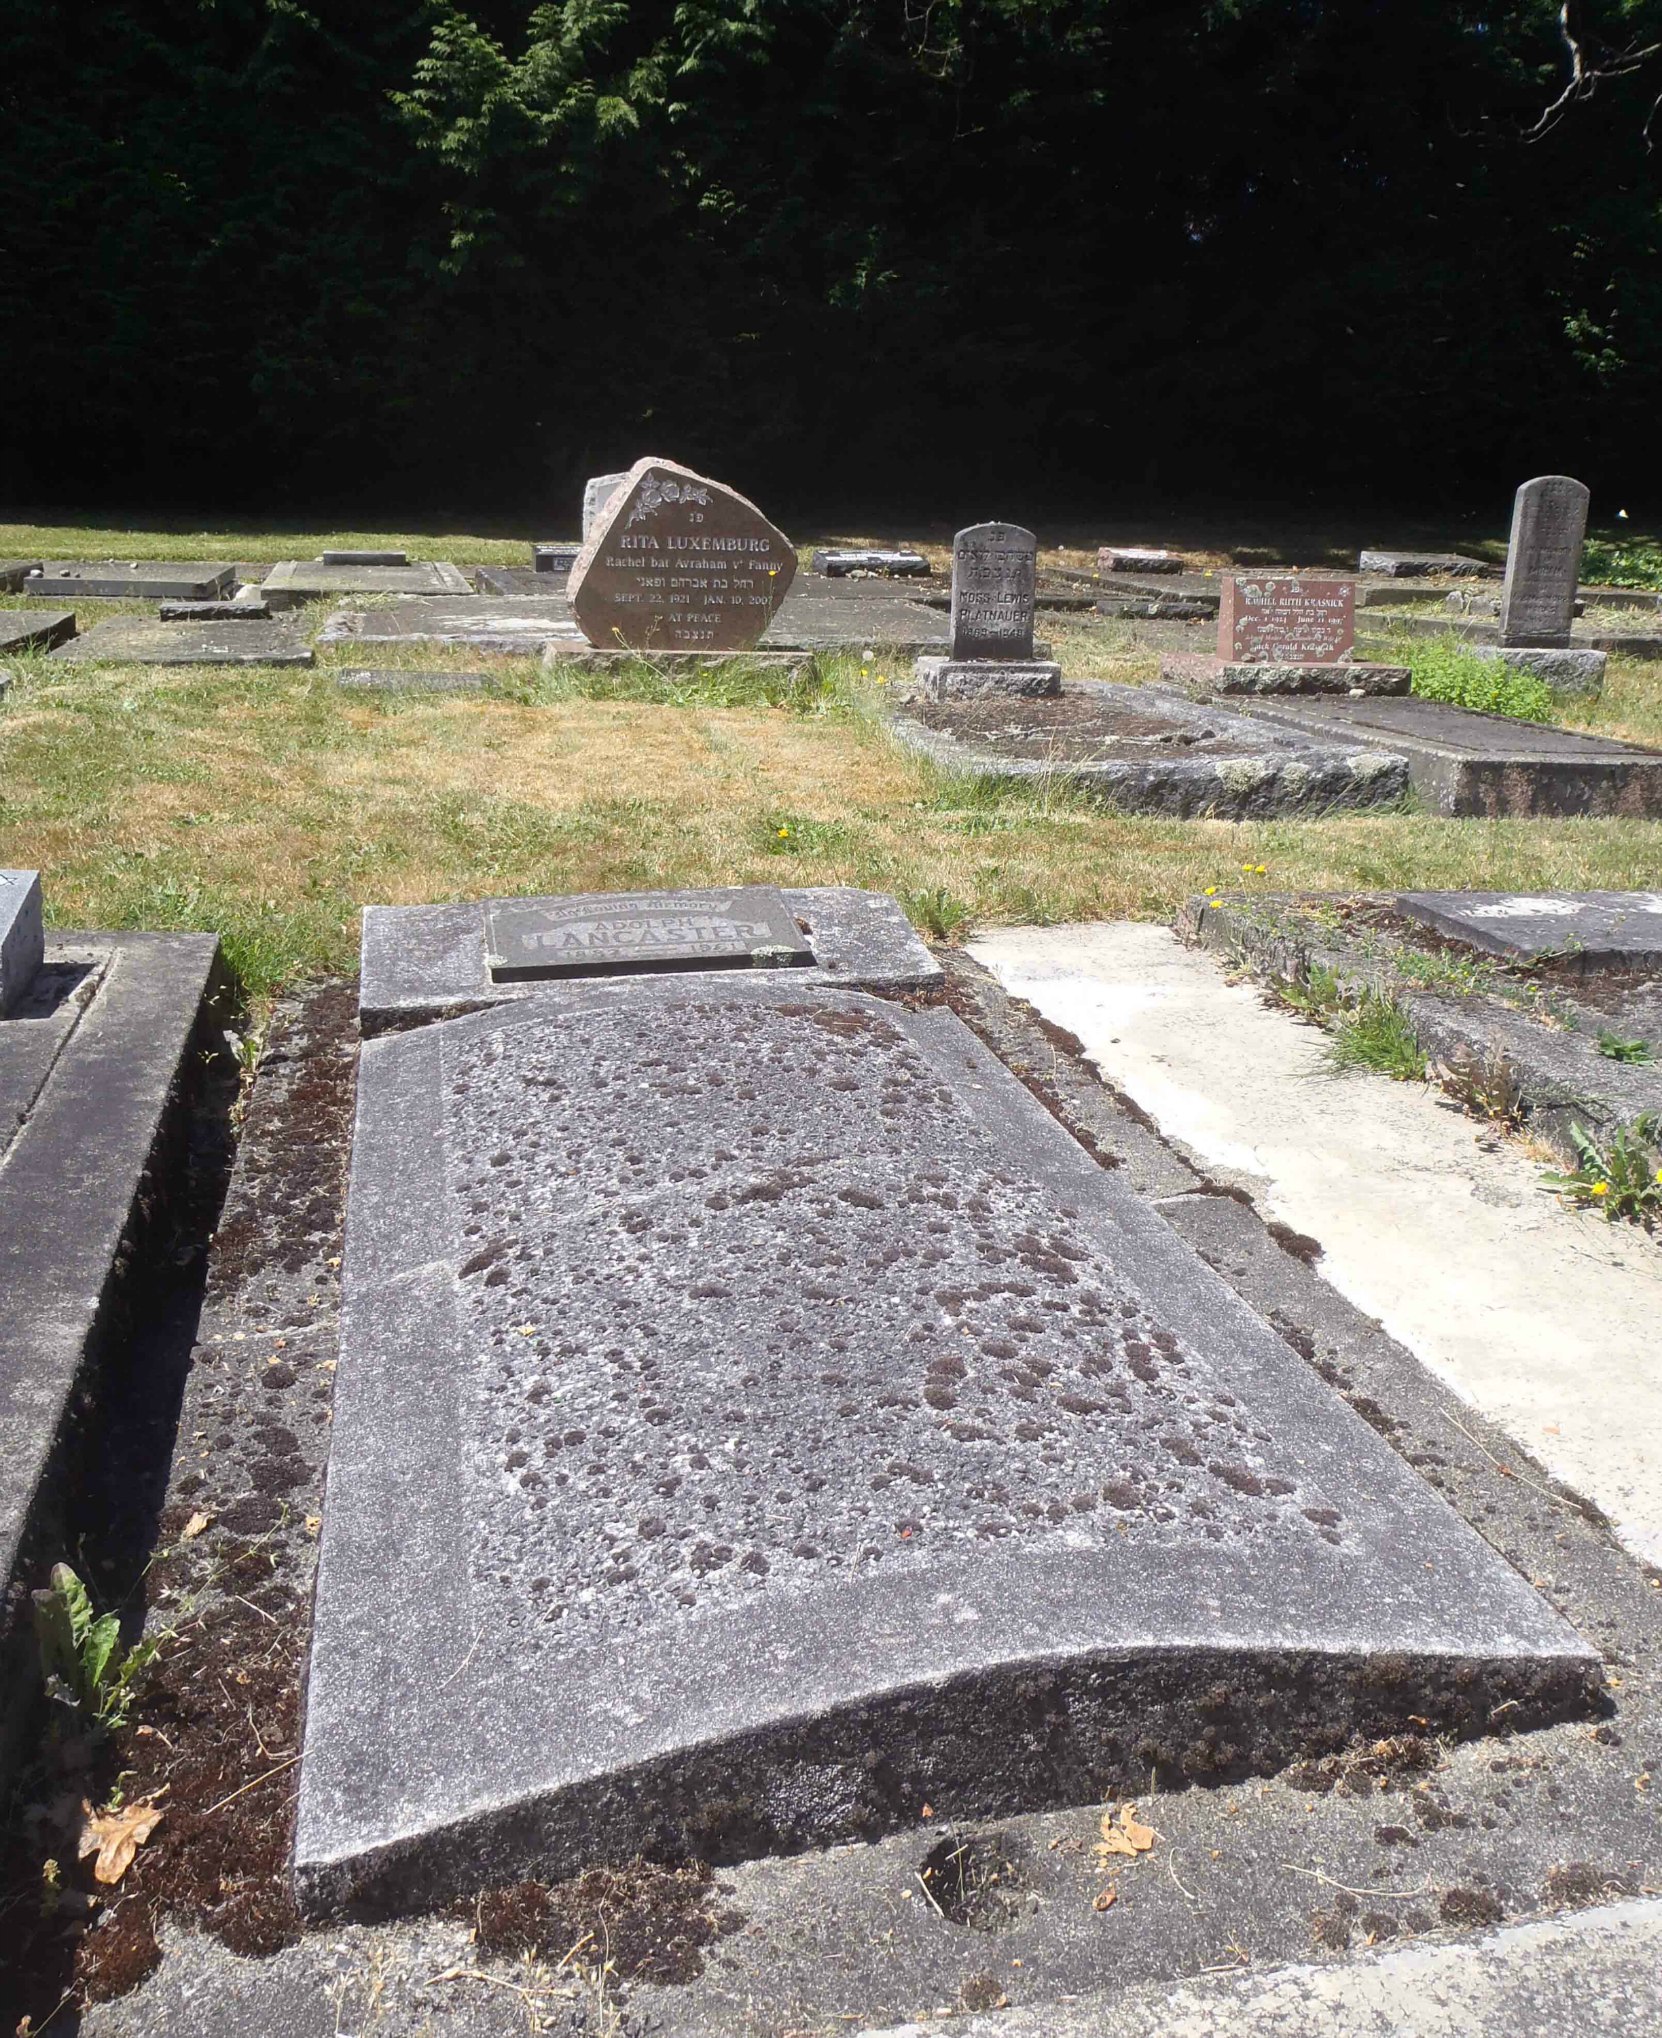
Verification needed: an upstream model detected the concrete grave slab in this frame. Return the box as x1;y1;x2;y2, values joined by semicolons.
0;870;45;1016
260;560;472;608
1098;547;1184;573
25;561;238;600
156;599;272;622
0;927;222;1770
811;549;932;578
470;566;553;599
1159;653;1410;697
889;681;1408;817
0;560;42;594
1234;694;1662;817
484;886;813;981
321;549;407;566
358;883;940;1033
1358;550;1498;578
317;597;583;655
0;609;75;654
1395;890;1662;970
296;968;1594;1914
51;619;314;667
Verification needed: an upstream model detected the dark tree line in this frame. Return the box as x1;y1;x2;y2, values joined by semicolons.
2;0;1660;520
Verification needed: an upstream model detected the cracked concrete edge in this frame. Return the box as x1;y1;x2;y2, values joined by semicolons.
859;1897;1662;2035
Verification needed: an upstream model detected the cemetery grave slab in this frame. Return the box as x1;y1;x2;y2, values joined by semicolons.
296;966;1594;1915
811;548;932;577
0;608;75;654
889;682;1409;817
260;560;473;607
50;618;314;666
358;883;940;1033
1188;890;1662;1168
0;915;223;1771
322;549;407;566
0;559;42;594
1159;653;1410;697
0;870;45;1015
317;597;585;654
1097;547;1184;573
1395;890;1662;971
471;566;555;598
156;598;271;621
1358;550;1498;578
1233;694;1662;816
25;561;238;600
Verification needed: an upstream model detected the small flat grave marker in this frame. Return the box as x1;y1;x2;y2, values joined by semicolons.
1219;576;1354;662
810;548;931;578
27;561;237;601
0;611;75;654
531;542;581;575
1098;547;1183;574
484;887;812;981
50;619;313;667
568;458;797;652
0;870;45;1016
1395;890;1662;970
1498;476;1590;648
1359;550;1497;579
158;599;271;622
321;550;408;566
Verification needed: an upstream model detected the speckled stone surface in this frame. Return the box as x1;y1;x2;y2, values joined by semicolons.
0;869;44;1015
1395;890;1662;968
357;884;942;1032
296;975;1595;1916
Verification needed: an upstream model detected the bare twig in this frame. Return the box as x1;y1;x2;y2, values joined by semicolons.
1282;1863;1432;1900
199;1752;300;1818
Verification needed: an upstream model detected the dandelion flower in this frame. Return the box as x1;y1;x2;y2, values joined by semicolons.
777;825;791;839
1204;885;1219;896
1591;1182;1610;1196
1208;899;1223;909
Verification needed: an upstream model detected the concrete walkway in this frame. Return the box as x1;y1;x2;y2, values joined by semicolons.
969;923;1662;1565
864;1898;1662;2036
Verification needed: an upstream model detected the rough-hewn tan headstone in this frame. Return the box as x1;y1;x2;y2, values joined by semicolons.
1498;475;1589;648
1219;577;1354;662
567;458;797;653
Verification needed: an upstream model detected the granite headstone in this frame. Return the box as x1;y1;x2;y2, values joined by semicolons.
582;473;630;539
951;523;1038;660
1219;577;1354;663
0;870;45;1017
1498;476;1590;649
484;887;813;981
567;458;797;653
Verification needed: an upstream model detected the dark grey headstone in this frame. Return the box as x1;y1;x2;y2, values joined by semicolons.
295;972;1594;1914
582;472;630;539
0;610;75;654
951;522;1037;661
1395;890;1662;969
27;561;237;600
811;549;931;578
531;542;581;575
320;549;408;566
1498;476;1590;648
0;871;44;1016
485;886;813;982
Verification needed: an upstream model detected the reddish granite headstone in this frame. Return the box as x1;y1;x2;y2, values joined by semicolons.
568;457;797;652
1218;577;1354;663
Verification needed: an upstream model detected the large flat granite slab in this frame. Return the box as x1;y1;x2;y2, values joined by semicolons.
295;966;1594;1916
1395;889;1662;969
25;561;237;600
316;597;585;654
0;609;74;654
890;682;1408;817
358;884;941;1032
261;560;473;607
1234;694;1662;816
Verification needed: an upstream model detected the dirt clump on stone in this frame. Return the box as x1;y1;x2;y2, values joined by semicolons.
472;1860;743;1985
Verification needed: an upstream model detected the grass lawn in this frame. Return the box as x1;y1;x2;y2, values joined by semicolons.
4;529;1662;1012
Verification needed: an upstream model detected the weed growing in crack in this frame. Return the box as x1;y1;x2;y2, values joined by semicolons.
32;1564;160;1734
1597;1030;1654;1065
1542;1113;1662;1224
1325;995;1427;1081
905;885;973;941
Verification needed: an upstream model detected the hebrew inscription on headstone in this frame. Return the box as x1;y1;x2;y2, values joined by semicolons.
1498;476;1590;648
484;887;813;980
1219;578;1354;663
950;523;1038;661
567;458;798;652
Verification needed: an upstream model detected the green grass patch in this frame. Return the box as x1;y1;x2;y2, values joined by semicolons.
1403;636;1556;723
1325;994;1426;1080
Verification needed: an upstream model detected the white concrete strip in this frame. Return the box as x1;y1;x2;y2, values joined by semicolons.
970;923;1662;1564
863;1897;1662;2036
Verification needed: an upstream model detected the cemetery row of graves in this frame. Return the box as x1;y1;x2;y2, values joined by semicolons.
1;462;1661;2030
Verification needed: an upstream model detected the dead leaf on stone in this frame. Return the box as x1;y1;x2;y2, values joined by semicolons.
1093;1802;1157;1861
181;1511;212;1540
78;1799;163;1884
1093;1885;1119;1911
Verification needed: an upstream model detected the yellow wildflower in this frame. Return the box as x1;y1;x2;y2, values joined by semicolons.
1591;1182;1610;1197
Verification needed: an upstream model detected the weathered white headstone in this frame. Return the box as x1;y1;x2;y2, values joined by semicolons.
1498;476;1590;648
582;473;630;540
